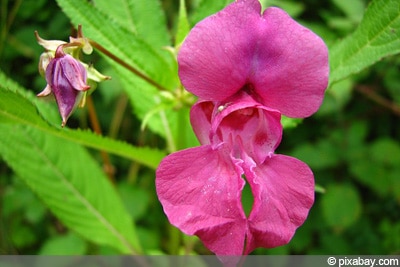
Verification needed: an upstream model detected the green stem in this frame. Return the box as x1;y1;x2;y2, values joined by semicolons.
0;0;22;58
176;107;188;150
182;235;197;255
108;93;129;139
6;0;21;30
160;110;176;153
89;40;169;92
167;224;181;255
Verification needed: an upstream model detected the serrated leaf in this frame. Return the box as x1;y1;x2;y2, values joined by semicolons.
91;0;170;48
55;0;175;89
0;124;142;254
0;85;165;169
329;0;400;86
176;0;190;46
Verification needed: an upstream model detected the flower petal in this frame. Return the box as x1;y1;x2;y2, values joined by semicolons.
60;54;90;91
190;101;214;146
211;93;282;164
178;0;261;101
191;92;282;164
37;84;52;97
178;0;328;117
46;59;82;126
242;154;314;253
35;31;67;51
156;145;247;255
250;7;329;118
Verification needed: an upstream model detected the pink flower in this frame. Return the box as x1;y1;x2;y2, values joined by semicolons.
156;0;328;260
38;45;90;126
156;92;314;257
178;0;328;118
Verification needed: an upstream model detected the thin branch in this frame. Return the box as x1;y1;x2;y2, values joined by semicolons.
89;40;169;92
355;85;400;117
86;95;115;181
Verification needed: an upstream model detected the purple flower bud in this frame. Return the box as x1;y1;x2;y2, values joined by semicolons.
43;45;90;126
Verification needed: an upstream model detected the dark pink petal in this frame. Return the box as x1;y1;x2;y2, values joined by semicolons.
190;101;213;146
191;92;282;164
241;154;314;254
251;7;328;118
59;54;90;91
211;95;282;164
156;145;247;255
178;0;328;118
178;0;259;101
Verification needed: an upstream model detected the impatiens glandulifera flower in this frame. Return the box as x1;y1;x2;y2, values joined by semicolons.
39;45;90;127
178;0;329;118
156;0;329;262
156;92;314;259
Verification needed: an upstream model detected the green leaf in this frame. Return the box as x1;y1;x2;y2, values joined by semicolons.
321;183;362;229
349;138;400;198
370;138;400;165
281;116;302;129
331;0;365;23
91;0;170;48
190;0;231;25
175;0;190;46
317;78;353;116
329;0;400;86
55;0;175;89
262;0;305;17
10;223;36;248
290;140;340;170
117;182;150;221
39;232;87;255
0;85;166;169
0;124;142;254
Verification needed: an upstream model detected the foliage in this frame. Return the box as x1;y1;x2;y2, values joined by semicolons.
0;0;399;257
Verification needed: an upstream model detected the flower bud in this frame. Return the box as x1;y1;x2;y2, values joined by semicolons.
35;26;110;127
42;45;90;127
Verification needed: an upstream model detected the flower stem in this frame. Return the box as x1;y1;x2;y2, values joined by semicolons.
167;224;181;254
160;110;176;153
0;0;22;58
89;40;169;92
108;93;129;139
86;95;115;181
355;85;400;116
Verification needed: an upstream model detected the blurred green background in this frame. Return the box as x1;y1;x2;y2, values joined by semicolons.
1;0;399;255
